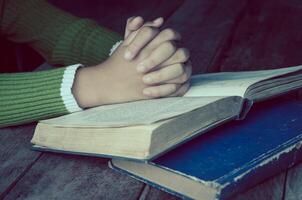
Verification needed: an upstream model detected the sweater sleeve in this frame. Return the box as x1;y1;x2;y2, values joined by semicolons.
0;0;123;66
0;0;124;127
0;65;84;128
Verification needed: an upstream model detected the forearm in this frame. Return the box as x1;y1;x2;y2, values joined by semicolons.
0;0;122;66
0;65;82;127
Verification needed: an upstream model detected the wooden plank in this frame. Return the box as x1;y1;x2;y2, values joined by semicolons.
4;153;144;200
0;124;41;198
231;171;286;200
49;0;184;34
50;0;249;74
1;60;143;199
212;0;302;72
284;161;302;200
164;0;248;74
140;185;179;200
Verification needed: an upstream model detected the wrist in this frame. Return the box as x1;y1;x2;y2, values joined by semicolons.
72;65;103;108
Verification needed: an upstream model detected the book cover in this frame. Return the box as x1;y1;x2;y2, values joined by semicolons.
111;97;302;199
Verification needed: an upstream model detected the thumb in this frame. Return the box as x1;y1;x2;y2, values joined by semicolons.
124;16;144;38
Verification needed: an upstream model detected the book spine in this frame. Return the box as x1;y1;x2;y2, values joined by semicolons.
108;160;192;200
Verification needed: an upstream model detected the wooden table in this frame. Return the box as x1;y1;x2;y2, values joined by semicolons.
1;0;302;199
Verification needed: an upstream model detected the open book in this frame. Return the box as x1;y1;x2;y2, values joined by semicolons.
31;65;302;160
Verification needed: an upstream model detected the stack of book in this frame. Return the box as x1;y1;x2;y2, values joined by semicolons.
31;66;302;199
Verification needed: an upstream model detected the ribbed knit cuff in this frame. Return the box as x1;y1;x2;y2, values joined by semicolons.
61;64;83;113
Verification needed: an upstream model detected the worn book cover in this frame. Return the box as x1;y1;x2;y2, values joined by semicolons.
111;98;302;199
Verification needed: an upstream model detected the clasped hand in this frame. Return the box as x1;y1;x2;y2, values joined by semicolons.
73;17;192;108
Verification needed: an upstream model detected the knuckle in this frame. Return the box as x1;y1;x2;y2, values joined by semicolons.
176;72;188;84
141;26;157;37
163;41;176;52
180;86;188;96
152;89;160;97
163;28;177;39
154;71;163;82
169;48;190;63
138;50;150;59
148;58;157;68
175;50;184;62
178;48;190;62
171;84;178;92
176;63;185;74
184;82;190;91
175;78;183;84
181;73;188;83
128;42;139;52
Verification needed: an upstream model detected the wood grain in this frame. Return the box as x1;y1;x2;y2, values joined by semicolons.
3;1;302;199
4;153;144;200
0;124;40;198
231;171;286;200
164;0;248;74
285;162;302;200
2;2;185;199
139;185;180;200
212;0;302;72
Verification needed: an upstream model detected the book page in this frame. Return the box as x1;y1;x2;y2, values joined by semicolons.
185;65;302;97
42;96;229;128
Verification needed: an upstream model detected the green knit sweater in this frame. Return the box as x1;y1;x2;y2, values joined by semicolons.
0;0;123;127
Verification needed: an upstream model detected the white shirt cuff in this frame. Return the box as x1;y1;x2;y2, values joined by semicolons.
60;64;83;113
109;40;123;56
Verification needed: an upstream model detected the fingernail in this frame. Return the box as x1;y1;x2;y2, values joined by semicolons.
143;76;153;84
143;89;152;96
124;51;133;60
137;64;146;72
134;16;142;22
153;17;163;24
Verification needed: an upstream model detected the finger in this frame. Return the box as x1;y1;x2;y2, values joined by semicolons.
140;28;181;55
142;63;185;85
148;17;164;27
123;19;162;46
137;41;177;73
125;16;144;38
143;83;180;98
124;17;164;46
166;63;192;84
123;19;163;47
159;48;190;67
123;26;159;60
169;81;190;97
153;17;164;25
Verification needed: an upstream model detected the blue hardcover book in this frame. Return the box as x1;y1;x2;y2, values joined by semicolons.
110;98;302;199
